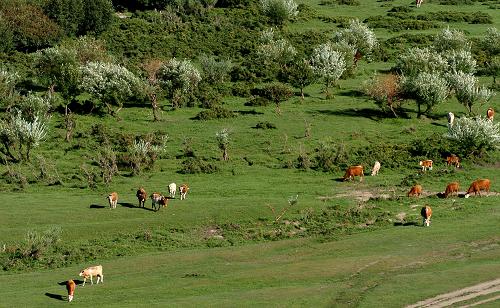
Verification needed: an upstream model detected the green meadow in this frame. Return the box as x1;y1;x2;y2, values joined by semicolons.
0;0;499;306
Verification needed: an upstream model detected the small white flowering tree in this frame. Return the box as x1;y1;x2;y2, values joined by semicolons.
433;27;470;53
396;47;448;77
79;61;143;118
447;72;494;114
446;116;500;156
333;19;378;67
445;49;476;74
257;28;297;69
310;43;346;98
481;27;500;83
158;58;201;109
259;0;298;27
199;54;232;85
216;128;230;161
0;68;19;108
411;72;448;117
129;135;168;174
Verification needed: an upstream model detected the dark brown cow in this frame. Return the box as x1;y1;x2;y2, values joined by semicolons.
420;206;432;227
136;188;147;207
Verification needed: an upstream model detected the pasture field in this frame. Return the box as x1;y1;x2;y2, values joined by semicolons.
0;0;499;307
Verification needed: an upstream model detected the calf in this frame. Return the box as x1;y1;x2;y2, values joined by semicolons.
343;165;364;182
444;182;459;198
446;155;460;168
408;184;423;198
150;192;166;211
371;161;381;176
487;107;494;121
136;188;147;207
419;160;433;171
465;179;491;198
79;265;103;286
179;184;190;200
107;192;118;209
66;279;76;302
420;206;432;227
168;183;177;198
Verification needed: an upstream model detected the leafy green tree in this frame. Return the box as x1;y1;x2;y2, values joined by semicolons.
446;116;500;156
310;43;346;98
79;62;143;118
285;59;315;100
408;72;448;117
43;0;84;36
0;16;14;52
158;58;201;109
80;0;114;35
481;27;500;83
259;0;298;27
447;72;494;114
262;82;293;114
199;54;232;85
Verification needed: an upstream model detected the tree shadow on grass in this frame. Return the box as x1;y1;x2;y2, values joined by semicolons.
44;293;65;301
393;222;420;227
119;202;156;212
89;204;106;209
310;108;393;121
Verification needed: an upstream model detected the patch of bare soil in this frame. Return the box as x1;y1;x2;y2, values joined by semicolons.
406;278;500;308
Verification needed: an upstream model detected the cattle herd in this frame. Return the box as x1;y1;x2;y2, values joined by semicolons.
341;108;495;228
106;183;190;212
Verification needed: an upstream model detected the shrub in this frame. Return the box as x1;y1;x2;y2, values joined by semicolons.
259;0;299;26
446;116;500;156
254;121;277;129
363;73;402;117
194;105;236;120
180;157;218;174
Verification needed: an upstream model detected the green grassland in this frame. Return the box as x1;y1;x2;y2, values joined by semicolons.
0;0;499;306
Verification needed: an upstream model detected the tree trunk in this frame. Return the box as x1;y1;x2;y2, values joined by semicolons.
300;87;305;100
222;148;229;161
149;93;160;122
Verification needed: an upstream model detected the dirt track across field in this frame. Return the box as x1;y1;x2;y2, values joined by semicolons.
406;278;500;308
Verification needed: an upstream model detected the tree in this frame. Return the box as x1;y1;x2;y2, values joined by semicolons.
79;62;143;118
0;68;20;109
407;72;448;117
262;82;293;114
481;27;500;84
447;72;494;115
310;43;346;98
333;19;378;67
259;0;298;27
396;47;448;77
43;0;84;36
285;59;315;100
158;58;201;109
80;0;114;35
446;116;500;156
363;73;402;117
129;135;168;174
199;54;232;85
433;27;470;53
257;28;297;70
445;49;476;74
141;59;165;121
216;128;230;161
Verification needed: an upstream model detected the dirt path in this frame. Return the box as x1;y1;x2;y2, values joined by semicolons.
406;278;500;308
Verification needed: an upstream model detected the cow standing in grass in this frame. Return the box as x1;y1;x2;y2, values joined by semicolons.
179;184;190;200
421;206;432;227
66;279;75;302
444;182;459;198
408;184;423;197
343;165;364;182
79;265;103;286
446;155;460;168
447;112;455;128
487;107;494;121
371;161;381;176
107;192;118;209
168;183;177;199
150;192;165;211
416;0;423;7
136;188;147;207
465;179;491;198
419;160;433;171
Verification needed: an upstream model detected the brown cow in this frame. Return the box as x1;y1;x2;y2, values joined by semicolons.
107;192;118;209
446;155;460;168
420;206;432;227
487;107;494;121
444;182;459;198
419;160;433;171
408;184;423;197
136;188;147;207
465;179;491;198
150;192;165;211
66;279;76;302
79;265;103;286
343;165;364;182
179;184;190;200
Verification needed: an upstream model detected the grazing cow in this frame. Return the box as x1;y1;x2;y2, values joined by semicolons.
150;192;165;211
416;0;423;7
446;154;460;168
160;197;169;208
408;184;423;197
66;279;76;302
371;161;381;176
419;160;433;171
444;182;459;198
79;265;103;286
136;188;147;207
465;179;491;198
447;112;455;127
343;165;364;182
487;107;494;121
179;184;190;200
107;192;118;209
420;206;432;227
168;183;177;199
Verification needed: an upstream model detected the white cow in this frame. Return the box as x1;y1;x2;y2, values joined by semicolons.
168;183;177;199
416;0;423;7
79;265;103;286
371;161;381;176
447;112;454;128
